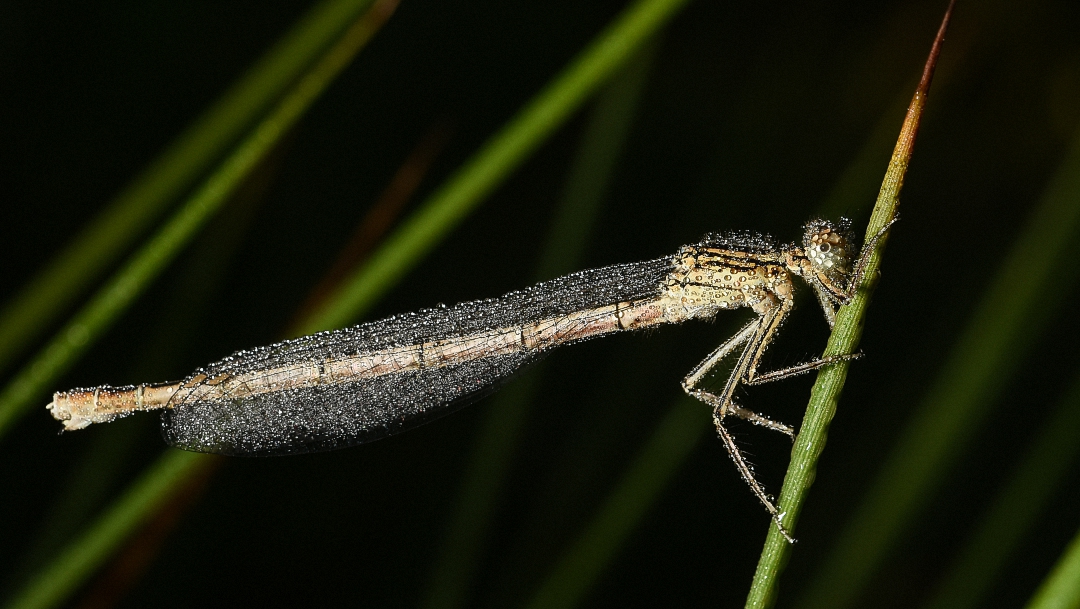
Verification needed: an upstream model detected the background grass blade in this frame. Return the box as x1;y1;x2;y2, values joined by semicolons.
922;367;1080;609
294;0;694;335
420;40;657;609
1025;525;1080;609
0;0;377;376
1;3;687;607
520;397;708;609
0;0;398;440
3;450;208;609
796;99;1080;609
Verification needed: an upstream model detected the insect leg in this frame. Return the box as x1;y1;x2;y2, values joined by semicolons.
727;300;798;436
715;418;794;542
741;295;793;381
680;318;758;412
843;216;899;299
746;352;863;385
688;383;794;437
683;299;796;435
812;282;840;328
739;294;860;385
682;301;796;541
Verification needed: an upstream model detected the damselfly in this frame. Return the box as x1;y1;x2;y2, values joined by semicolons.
48;218;891;538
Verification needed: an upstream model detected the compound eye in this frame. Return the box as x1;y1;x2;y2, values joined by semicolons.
802;218;853;276
807;241;834;268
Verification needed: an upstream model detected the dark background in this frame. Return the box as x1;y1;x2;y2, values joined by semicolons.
3;0;1080;607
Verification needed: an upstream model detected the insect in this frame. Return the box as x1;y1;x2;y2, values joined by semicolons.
48;217;891;539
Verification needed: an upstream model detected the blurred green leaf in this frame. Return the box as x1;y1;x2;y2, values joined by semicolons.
521;397;707;609
0;0;377;376
294;0;694;334
0;1;689;606
923;367;1080;609
421;39;658;609
3;450;207;609
1025;525;1080;609
0;0;394;439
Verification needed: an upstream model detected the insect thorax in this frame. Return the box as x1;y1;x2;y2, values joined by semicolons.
661;242;793;319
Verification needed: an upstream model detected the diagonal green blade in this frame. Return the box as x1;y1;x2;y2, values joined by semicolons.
421;39;659;609
0;0;377;377
922;367;1080;609
1025;524;1080;609
1;1;690;607
295;0;694;334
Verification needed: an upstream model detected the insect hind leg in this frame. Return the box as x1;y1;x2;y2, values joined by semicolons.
714;418;795;543
682;300;798;438
685;380;793;540
687;386;794;437
681;308;795;542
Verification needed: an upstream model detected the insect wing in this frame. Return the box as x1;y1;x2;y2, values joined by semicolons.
161;350;539;456
159;257;673;456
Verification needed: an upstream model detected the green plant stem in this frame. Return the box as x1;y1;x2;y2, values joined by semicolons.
0;0;376;377
745;4;953;607
511;49;962;609
0;0;396;440
1025;526;1080;609
297;0;694;335
796;76;1080;609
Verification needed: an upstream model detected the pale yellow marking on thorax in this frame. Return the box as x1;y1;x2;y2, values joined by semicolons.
662;245;794;316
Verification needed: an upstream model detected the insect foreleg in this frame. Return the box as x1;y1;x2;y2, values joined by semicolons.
843;216;899;300
745;352;862;386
